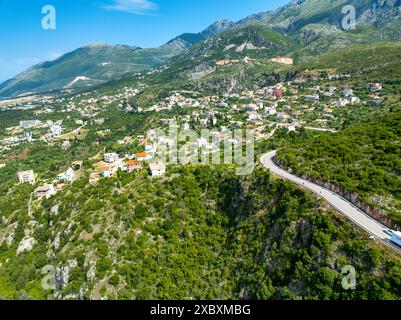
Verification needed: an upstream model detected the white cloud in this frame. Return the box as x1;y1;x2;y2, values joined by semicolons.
102;0;158;15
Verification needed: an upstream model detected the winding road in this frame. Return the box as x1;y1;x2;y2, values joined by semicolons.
260;150;401;253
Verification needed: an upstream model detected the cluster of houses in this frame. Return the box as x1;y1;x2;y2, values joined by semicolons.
17;164;80;200
4;77;373;157
82;79;384;185
91;133;168;184
5;70;387;206
223;82;380;129
2;84;140;150
1;119;65;148
16;169;56;200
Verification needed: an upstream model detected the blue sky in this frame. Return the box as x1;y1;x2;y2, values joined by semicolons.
0;0;289;82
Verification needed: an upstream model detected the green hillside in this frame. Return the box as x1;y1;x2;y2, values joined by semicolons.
276;105;401;225
1;0;401;302
122;40;401;109
236;0;401;59
242;0;401;45
0;44;181;98
299;41;401;80
1;165;401;299
154;23;299;82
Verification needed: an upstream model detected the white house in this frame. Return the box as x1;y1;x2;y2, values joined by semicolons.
324;92;335;98
147;129;157;141
50;124;63;136
310;86;321;91
96;162;114;177
34;184;56;199
246;104;259;111
343;88;353;97
328;86;337;93
104;153;120;164
334;98;349;107
136;152;152;162
304;94;320;102
247;111;261;122
57;168;75;183
24;131;33;141
61;141;71;149
265;107;277;116
20;120;41;129
182;123;191;130
102;166;113;178
348;96;361;104
149;162;166;177
368;83;382;92
18;170;35;184
199;119;208;127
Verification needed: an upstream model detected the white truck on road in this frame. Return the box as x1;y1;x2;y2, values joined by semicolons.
391;231;401;247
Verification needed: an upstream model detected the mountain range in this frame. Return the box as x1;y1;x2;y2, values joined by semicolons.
1;0;401;98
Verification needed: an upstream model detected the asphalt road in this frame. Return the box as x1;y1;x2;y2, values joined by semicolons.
260;150;401;253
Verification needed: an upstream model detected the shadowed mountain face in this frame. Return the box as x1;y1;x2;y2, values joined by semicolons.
1;0;401;98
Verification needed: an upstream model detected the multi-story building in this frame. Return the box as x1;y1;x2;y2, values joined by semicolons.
18;170;35;184
104;153;120;164
57;168;75;182
34;184;56;199
20;120;41;129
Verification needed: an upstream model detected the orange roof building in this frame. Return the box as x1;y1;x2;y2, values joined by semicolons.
126;160;141;166
95;161;109;169
136;152;148;158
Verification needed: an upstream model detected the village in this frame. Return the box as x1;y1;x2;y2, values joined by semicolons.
1;74;385;205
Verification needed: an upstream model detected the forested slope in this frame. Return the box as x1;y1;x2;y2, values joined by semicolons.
1;165;400;300
276;105;401;225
